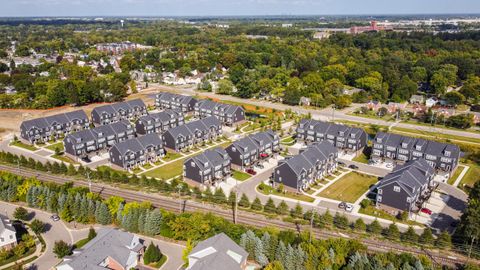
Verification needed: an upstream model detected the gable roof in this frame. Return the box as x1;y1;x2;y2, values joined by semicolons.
188;233;247;270
280;141;337;176
164;117;221;139
156;92;197;105
111;133;163;156
21;110;88;131
186;147;230;171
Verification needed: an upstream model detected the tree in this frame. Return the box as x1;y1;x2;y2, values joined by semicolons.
144;209;162;236
334;213;349;230
264;198;277;213
95;202;112;225
213;188;227;204
402;226;418;243
238;193;250;208
144;242;163;265
385;223;400;240
367;219;382;235
320;210;333;228
277;201;289;216
217;79;234;95
182;239;193;267
354;218;366;232
251;197;263;211
88;227;97;240
419;228;434;246
53;240;71;258
444;91;465;106
30;219;46;234
435;231;452;249
264;261;284;270
13;207;28;221
290;202;303;219
334;95;352;109
446;114;474;129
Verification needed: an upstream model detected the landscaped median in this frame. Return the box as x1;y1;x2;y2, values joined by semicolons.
318;172;378;203
257;183;315;203
10;141;38;151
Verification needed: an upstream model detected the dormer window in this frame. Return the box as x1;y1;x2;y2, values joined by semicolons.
402;143;408;148
444;151;451;157
377;138;382;143
416;145;421;151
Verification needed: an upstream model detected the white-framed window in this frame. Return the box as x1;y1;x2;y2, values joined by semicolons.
377;195;382;202
406;197;412;203
378;189;383;195
393;186;401;192
191;162;195;167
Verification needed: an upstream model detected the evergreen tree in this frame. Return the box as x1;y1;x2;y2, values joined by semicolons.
354;218;366;232
414;260;424;270
264;198;277;213
251;197;263;211
402;226;419;243
95;202;112;225
274;241;287;265
13;207;29;221
144;209;162;236
88;227;96;240
277;200;289;215
435;231;452;249
321;210;333;228
67;164;76;176
213;188;227;204
238;193;251;208
385;223;400;240
116;202;124;224
254;237;269;266
144;242;163;265
53;240;71;258
138;213;146;234
228;191;237;205
333;213;349;230
419;228;434;246
367;219;382;235
290;202;303;219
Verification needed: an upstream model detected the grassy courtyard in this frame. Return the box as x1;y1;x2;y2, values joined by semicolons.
447;165;464;185
46;142;64;152
459;161;480;191
318;172;378;203
352;152;369;164
232;170;251;181
143;158;185;180
52;154;79;165
257;183;315;203
10;141;38;151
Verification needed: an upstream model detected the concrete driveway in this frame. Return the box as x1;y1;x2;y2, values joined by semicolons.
1;202;74;270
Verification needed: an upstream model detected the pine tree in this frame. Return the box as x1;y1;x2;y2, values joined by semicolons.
385;223;400;240
354;218;366;232
95;202;111;225
419;228;434;246
254;237;269;266
144;209;162;236
435;231;452;249
321;210;333;228
67;164;76;176
264;198;277;213
238;193;250;208
276;200;289;215
144;242;163;265
274;241;287;265
228;191;237;205
251;197;263;211
414;260;424;270
290;202;303;219
138;213;146;234
333;213;349;230
116;203;124;224
367;219;382;235
88;227;96;240
87;199;96;223
402;226;418;243
213;188;227;204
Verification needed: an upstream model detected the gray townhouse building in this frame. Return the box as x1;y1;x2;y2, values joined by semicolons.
296;119;367;156
64;120;135;160
186;233;249;270
135;109;184;135
109;133;164;170
183;147;231;187
91;99;147;125
371;132;461;176
273;141;338;192
194;99;246;126
162;116;222;152
20;110;89;144
225;130;280;170
376;158;435;215
155;92;198;113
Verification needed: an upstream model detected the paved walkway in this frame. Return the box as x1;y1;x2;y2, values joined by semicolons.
453;165;470;187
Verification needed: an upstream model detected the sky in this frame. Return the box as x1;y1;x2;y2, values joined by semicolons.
0;0;480;17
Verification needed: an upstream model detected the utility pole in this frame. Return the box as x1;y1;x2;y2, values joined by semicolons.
309;209;315;243
332;105;336;122
234;182;239;224
467;235;477;263
87;171;92;193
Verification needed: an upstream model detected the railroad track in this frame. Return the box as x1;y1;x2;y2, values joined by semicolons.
0;164;475;266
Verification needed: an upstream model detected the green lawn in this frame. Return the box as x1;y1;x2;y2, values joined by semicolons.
447;165;464;185
45;142;64;152
162;152;183;162
352;152;369;164
318;172;378;203
232;170;251;181
280;136;295;146
257;183;315;203
359;204;422;226
144;159;185;180
73;237;92;249
391;127;480;145
52;154;79;165
459;161;480;191
11;141;38;151
142;163;153;170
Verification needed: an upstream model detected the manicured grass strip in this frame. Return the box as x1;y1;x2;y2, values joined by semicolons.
257;183;315;203
459;161;480;191
142;163;153;170
45;142;64;152
391;127;480;145
73;237;92;249
447;165;464;185
154;255;168;268
162;152;183;162
144;159;185;180
232;170;251;181
52;154;80;165
352;152;369;164
359;205;422;226
11;141;38;151
318;172;378;203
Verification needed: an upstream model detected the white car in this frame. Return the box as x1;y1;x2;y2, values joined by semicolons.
385;163;394;169
345;204;354;212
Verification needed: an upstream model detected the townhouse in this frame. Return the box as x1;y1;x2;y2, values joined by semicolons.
0;215;17;250
155;92;198;113
273;141;338;192
64;120;135;160
56;228;144;270
183;147;232;187
162;116;222;152
20;110;89;144
376;158;435;215
194;99;246;126
186;233;249;270
225;130;280;170
91;99;147;125
109;133;165;170
135;109;184;135
296;119;367;156
371;132;461;175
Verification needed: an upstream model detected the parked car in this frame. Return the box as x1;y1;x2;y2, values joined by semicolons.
338;202;347;209
51;214;60;221
260;153;269;158
349;164;359;170
386;163;394;169
246;168;257;175
338;161;346;166
421;208;432;215
256;164;265;169
345;204;354;212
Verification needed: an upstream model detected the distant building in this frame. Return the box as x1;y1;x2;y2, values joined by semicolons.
183;147;231;187
409;95;425;104
425;97;438;108
387;102;407;114
91;99;147;126
95;42;152;55
186;233;248;270
20;110;90;145
155;92;198;113
299;96;311;106
366;100;382;111
194;99;246;126
376;159;435;215
109;133;164;170
296;119;367;156
0;215;17;250
273;141;338;192
350;21;393;34
56;228;144;270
